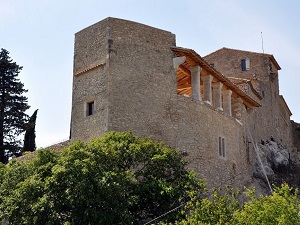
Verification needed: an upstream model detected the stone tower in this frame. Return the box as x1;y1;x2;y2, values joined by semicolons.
70;17;177;143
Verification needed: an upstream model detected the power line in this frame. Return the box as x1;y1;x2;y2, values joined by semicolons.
143;202;186;225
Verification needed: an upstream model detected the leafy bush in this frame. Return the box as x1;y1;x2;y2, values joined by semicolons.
173;183;300;225
0;131;203;225
173;186;240;225
233;184;300;225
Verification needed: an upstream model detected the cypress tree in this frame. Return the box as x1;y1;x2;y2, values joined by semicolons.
23;109;38;152
0;48;30;163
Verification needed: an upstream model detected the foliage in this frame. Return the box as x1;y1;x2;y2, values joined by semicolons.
173;186;240;225
23;109;38;152
0;131;204;225
172;183;300;225
233;184;300;225
0;48;30;163
21;151;31;156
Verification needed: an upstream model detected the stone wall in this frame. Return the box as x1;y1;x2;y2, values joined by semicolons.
292;121;300;152
71;19;111;141
71;66;109;141
175;96;252;188
204;48;274;79
106;18;178;146
73;18;110;75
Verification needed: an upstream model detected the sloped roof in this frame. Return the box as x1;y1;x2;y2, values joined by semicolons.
204;47;281;70
227;77;263;100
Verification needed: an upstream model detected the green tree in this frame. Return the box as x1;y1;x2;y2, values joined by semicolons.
173;186;240;225
0;48;30;163
0;131;203;224
233;184;300;225
23;109;38;152
173;184;300;225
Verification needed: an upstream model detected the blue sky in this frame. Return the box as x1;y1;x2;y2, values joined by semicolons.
1;0;299;147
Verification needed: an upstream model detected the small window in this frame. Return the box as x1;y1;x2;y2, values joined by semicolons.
210;63;215;68
241;59;250;71
275;116;279;128
87;101;94;116
218;137;225;157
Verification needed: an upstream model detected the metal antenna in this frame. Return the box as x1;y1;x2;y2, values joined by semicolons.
261;32;265;54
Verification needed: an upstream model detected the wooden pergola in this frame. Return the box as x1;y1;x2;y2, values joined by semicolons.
172;46;261;109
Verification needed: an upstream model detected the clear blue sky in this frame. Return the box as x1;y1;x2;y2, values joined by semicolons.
1;0;299;147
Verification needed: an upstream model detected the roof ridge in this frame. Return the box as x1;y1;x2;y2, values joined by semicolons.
204;47;273;58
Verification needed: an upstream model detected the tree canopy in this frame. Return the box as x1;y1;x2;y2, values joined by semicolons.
172;184;300;225
0;131;203;225
0;48;30;163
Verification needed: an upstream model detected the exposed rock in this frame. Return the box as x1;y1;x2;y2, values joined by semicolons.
252;139;300;190
253;140;291;180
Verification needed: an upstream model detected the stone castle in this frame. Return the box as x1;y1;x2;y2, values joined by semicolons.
69;17;300;190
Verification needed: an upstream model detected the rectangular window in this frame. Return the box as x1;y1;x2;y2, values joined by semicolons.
241;59;250;71
275;116;279;128
87;101;94;116
218;137;225;157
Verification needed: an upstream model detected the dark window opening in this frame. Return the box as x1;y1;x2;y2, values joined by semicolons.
87;101;94;116
219;137;225;157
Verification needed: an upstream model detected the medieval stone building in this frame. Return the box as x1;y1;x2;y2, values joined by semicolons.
204;48;293;148
70;17;298;190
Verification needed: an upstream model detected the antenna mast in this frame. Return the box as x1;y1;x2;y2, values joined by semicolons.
261;32;265;54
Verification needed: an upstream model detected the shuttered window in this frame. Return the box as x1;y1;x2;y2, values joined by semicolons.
241;59;250;71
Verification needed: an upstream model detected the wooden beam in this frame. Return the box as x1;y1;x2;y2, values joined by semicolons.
178;83;191;89
178;66;190;76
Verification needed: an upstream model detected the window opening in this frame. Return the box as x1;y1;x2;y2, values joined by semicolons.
218;136;225;157
241;59;250;71
87;101;94;116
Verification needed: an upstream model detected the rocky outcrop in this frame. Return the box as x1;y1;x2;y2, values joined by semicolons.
253;140;291;179
253;139;300;190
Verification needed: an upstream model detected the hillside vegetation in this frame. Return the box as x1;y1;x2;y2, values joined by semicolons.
0;131;299;225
